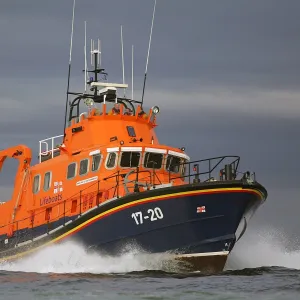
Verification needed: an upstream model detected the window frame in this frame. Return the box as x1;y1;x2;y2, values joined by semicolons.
143;152;163;170
67;162;77;180
79;158;89;176
43;171;52;192
105;152;118;170
180;159;187;177
32;174;41;194
119;151;141;169
91;153;102;172
165;155;182;174
126;126;136;137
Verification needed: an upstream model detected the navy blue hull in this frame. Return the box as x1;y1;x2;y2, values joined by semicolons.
0;183;266;272
71;189;261;256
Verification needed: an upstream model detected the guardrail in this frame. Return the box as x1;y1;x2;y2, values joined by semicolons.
0;170;157;246
0;155;255;248
168;156;241;184
38;135;64;163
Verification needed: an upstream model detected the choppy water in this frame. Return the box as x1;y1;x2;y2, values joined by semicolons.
0;228;299;300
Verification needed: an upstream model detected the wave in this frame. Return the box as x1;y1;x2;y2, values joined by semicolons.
0;241;179;274
0;227;299;275
226;227;300;270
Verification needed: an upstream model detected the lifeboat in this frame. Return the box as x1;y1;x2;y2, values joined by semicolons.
0;11;267;274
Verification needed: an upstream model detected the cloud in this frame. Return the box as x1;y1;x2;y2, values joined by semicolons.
144;86;300;119
0;0;300;239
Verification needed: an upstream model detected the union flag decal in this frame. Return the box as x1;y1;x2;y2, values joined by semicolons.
197;206;206;213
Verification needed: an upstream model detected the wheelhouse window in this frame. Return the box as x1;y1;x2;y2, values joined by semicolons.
43;172;52;192
91;154;101;172
181;160;187;177
120;152;141;168
106;152;117;169
67;163;77;179
79;159;89;176
32;175;40;194
166;155;181;173
126;126;136;137
144;152;163;169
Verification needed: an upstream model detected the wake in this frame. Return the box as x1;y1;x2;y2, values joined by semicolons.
226;227;300;270
0;241;177;274
0;227;299;274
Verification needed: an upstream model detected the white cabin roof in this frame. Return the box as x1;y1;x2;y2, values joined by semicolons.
90;82;128;89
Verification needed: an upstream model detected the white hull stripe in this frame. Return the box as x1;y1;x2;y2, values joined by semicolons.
176;251;229;258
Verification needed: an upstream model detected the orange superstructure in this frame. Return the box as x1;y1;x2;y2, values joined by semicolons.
0;88;190;238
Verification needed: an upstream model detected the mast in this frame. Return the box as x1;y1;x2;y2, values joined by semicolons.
63;0;76;141
141;0;157;107
121;25;126;98
84;21;87;93
89;38;104;97
132;45;134;100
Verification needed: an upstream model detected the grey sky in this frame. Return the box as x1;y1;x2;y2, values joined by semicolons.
0;0;299;243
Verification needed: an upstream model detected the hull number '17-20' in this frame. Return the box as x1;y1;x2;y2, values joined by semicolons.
131;207;164;225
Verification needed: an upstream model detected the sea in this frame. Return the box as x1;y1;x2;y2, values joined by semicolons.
0;228;299;300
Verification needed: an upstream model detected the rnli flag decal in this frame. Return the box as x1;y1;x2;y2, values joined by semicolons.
197;206;206;213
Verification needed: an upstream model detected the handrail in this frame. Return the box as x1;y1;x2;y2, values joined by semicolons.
168;156;240;184
0;168;156;234
0;154;254;246
38;135;64;163
0;180;98;231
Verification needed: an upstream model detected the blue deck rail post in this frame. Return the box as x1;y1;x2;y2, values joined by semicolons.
63;200;66;226
97;180;100;206
117;171;120;198
189;161;191;184
79;190;82;216
16;221;18;240
31;214;34;241
46;217;49;235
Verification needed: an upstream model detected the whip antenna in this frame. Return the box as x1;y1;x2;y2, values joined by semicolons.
63;0;76;140
84;21;87;92
121;25;126;97
132;45;134;100
141;0;157;107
